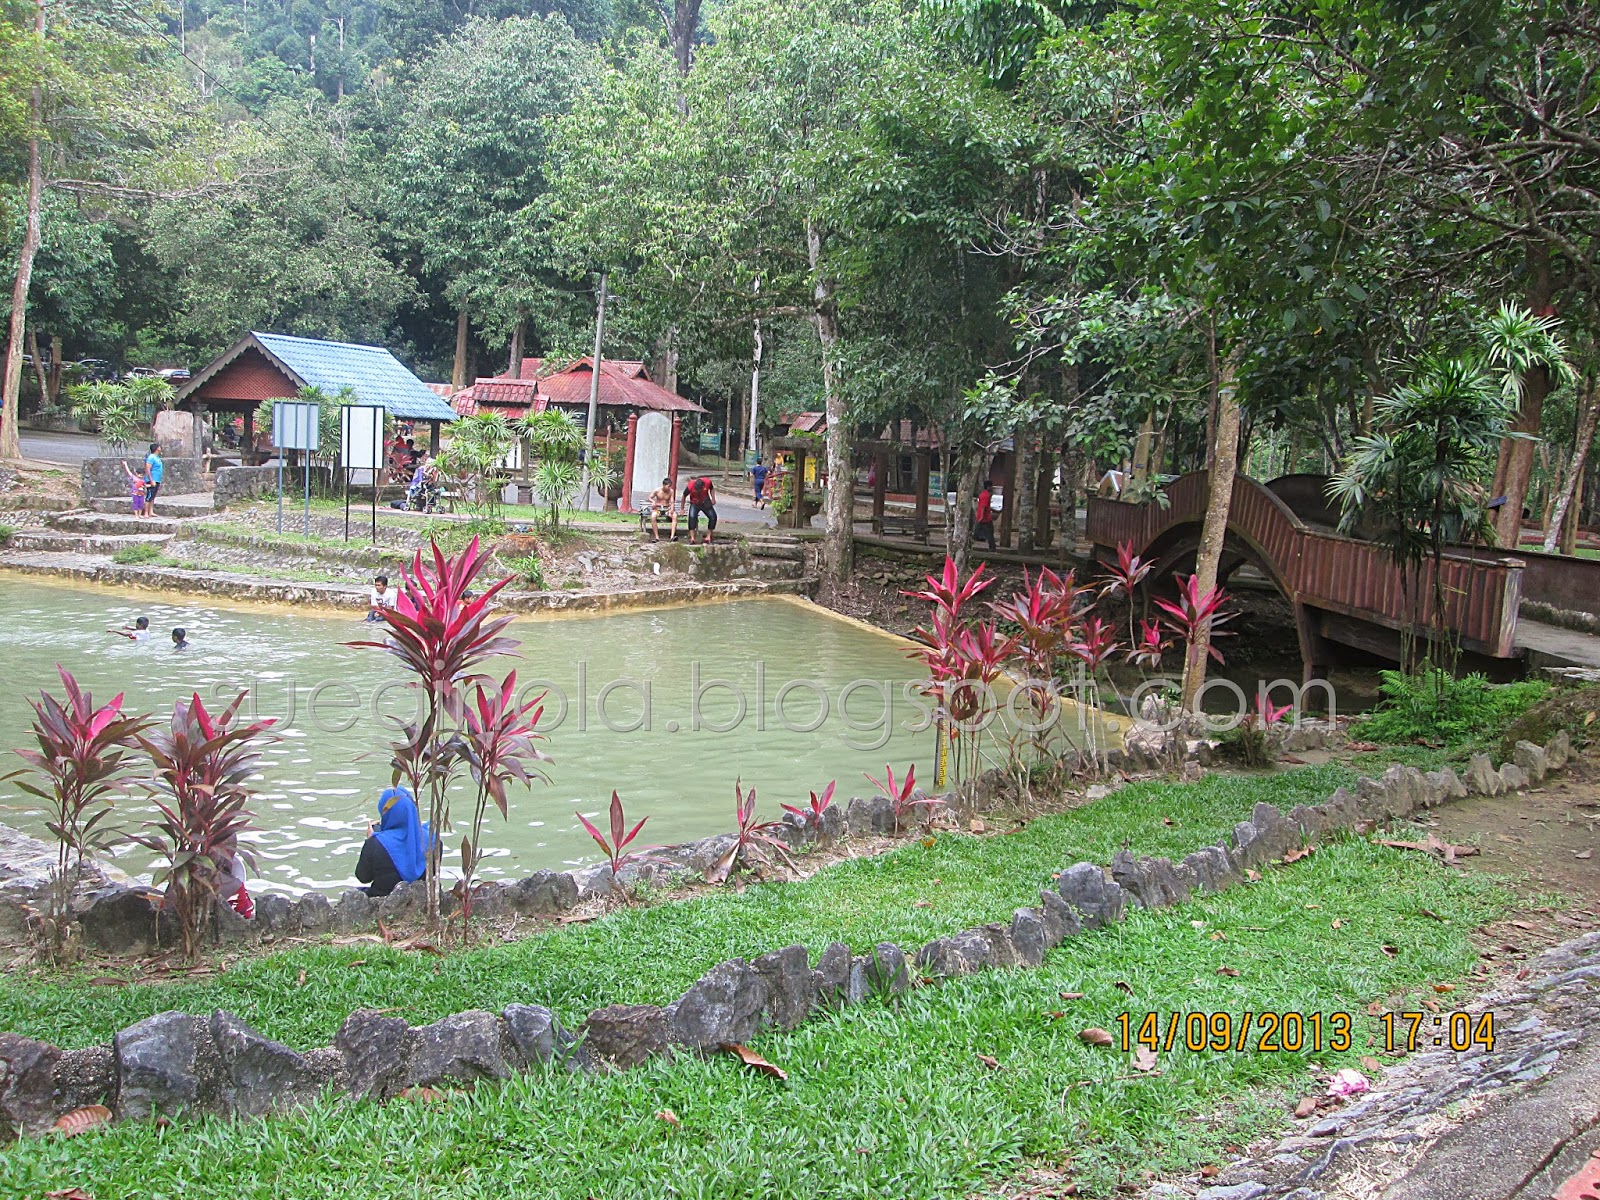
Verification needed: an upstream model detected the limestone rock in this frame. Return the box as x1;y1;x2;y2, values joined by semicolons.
866;942;911;996
1512;740;1549;784
78;886;173;955
582;1004;671;1068
502;1004;586;1072
255;891;293;933
210;1010;327;1117
407;1010;509;1086
668;960;768;1050
1037;889;1081;946
844;795;897;837
332;889;373;933
1426;767;1468;801
753;944;814;1030
1181;845;1240;894
334;1009;412;1100
1111;852;1190;909
1465;753;1504;796
913;937;963;978
1499;762;1530;793
293;892;333;934
1009;909;1048;968
1318;787;1362;828
52;1046;115;1119
0;1034;61;1139
1056;862;1127;929
114;1012;210;1120
1545;729;1571;769
813;942;852;1007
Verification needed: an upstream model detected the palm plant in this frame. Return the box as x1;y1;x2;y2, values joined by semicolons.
1328;355;1513;670
67;380;142;454
439;412;514;517
1480;301;1577;407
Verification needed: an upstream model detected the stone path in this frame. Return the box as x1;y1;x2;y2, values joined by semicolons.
1137;931;1600;1200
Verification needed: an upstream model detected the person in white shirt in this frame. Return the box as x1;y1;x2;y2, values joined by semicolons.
109;615;151;641
367;575;397;622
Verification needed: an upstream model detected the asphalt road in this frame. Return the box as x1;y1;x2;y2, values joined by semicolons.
20;429;105;464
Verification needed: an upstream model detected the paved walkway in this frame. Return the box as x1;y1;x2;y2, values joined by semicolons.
18;429;102;463
1513;617;1600;671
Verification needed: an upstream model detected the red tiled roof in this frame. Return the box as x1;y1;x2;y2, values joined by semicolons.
790;412;827;433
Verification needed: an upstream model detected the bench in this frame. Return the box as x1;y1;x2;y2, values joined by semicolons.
874;513;930;543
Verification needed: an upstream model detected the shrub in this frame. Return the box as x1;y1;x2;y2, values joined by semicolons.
422;517;507;556
1355;669;1549;747
112;543;165;565
0;524;13;547
505;553;546;590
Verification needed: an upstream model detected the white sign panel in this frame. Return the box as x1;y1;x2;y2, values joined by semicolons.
341;404;386;471
272;401;320;452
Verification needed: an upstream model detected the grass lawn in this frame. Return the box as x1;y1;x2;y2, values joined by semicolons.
0;831;1511;1199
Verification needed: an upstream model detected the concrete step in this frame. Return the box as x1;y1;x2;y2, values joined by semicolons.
11;531;173;554
88;491;214;516
46;510;182;535
748;542;805;561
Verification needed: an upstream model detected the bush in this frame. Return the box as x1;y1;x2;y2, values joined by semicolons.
421;517;506;556
111;543;165;565
0;524;13;547
1354;669;1549;747
505;553;546;590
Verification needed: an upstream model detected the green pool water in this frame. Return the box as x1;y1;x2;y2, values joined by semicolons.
0;580;961;894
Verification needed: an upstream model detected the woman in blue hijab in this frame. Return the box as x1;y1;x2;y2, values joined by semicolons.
355;786;430;896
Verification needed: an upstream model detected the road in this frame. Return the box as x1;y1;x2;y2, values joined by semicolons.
20;429;104;464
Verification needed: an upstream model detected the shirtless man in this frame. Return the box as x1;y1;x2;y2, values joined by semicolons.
647;477;678;541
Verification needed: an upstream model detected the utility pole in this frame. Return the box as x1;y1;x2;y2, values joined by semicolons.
747;278;762;457
581;272;607;511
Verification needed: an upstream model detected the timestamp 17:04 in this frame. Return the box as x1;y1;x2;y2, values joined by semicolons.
1114;1011;1496;1054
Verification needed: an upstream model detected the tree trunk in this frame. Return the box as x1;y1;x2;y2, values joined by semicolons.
808;220;852;584
668;0;701;74
1014;435;1037;552
1;0;45;460
451;309;469;392
1493;242;1555;547
27;328;47;414
1562;455;1587;555
1545;374;1598;553
654;328;679;397
949;441;983;577
47;333;60;404
1182;341;1244;712
507;312;525;379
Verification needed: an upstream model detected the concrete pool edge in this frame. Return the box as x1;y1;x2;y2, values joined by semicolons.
0;554;818;617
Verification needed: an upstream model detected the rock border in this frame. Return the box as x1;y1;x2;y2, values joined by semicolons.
0;732;1573;1140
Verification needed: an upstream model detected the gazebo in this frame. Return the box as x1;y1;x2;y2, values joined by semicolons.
174;331;459;461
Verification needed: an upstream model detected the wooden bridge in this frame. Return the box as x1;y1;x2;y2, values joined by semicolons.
1086;472;1527;680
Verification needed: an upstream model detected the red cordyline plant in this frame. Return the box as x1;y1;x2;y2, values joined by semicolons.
3;668;151;960
991;567;1081;771
865;762;936;834
1128;619;1169;670
577;790;664;896
351;537;519;928
129;692;276;960
905;559;995;791
782;780;836;837
458;671;549;928
707;779;790;884
1153;574;1236;665
1097;542;1155;648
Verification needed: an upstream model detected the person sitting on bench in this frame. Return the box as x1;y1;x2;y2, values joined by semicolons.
646;477;678;541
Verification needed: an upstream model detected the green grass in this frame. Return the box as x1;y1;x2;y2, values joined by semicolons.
110;542;166;565
0;767;1362;1050
0;834;1511;1200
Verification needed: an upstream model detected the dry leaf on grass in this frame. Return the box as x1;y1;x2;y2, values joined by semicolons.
1366;1001;1385;1016
1375;834;1478;864
1418;908;1447;922
1216;966;1241;977
913;900;932;909
398;1087;450;1102
720;1043;788;1082
655;1109;680;1127
296;969;306;987
976;1053;1001;1071
1432;983;1456;994
1331;919;1344;929
46;1189;93;1200
1078;1028;1115;1047
969;818;986;834
1283;846;1315;864
1360;1056;1383;1073
1577;850;1593;860
85;976;126;987
1059;991;1084;1000
1293;1096;1317;1118
1113;980;1134;995
1245;869;1262;882
1132;1047;1158;1072
52;1106;111;1137
1199;1164;1219;1178
1380;944;1399;957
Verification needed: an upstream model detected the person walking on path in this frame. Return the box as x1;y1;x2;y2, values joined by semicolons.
751;458;770;509
975;480;997;552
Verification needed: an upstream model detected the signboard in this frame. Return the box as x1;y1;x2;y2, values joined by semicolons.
698;430;722;452
272;401;319;452
340;404;385;471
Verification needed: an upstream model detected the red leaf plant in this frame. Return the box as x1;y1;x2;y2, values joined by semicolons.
707;778;791;884
458;671;550;928
1152;574;1236;665
864;763;937;834
3;667;151;959
781;780;837;838
128;692;276;959
350;537;519;927
577;791;666;896
1096;541;1155;647
1127;619;1169;671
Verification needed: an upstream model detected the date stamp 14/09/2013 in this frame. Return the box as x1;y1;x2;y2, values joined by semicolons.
1115;1011;1497;1055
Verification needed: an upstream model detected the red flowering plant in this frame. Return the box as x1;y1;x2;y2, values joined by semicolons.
3;668;151;960
903;558;996;786
1096;541;1155;647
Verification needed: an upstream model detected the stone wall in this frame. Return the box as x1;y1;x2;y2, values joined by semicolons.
0;731;1575;1139
213;464;334;510
80;456;202;501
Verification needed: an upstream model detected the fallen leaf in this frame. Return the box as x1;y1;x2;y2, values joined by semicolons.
976;1053;1001;1071
1422;999;1440;1013
655;1109;680;1127
1162;816;1176;826
969;818;986;834
1360;1056;1383;1073
85;976;126;987
1375;835;1479;864
1432;983;1456;994
920;837;936;849
1366;1001;1385;1016
296;969;306;987
46;1190;92;1200
1381;944;1398;957
1586;711;1596;726
1209;931;1227;941
1216;966;1241;977
52;1106;111;1137
1418;908;1447;922
720;1043;788;1081
1283;846;1315;864
398;1087;448;1102
1516;966;1531;980
1200;1165;1219;1179
1294;1096;1317;1118
1347;740;1379;751
1059;991;1085;1000
1047;1011;1068;1021
1245;869;1262;882
913;900;932;909
1113;980;1134;995
1511;919;1535;930
346;959;366;968
1577;850;1593;860
1331;919;1344;929
1078;1027;1115;1047
1132;1047;1158;1072
401;938;445;956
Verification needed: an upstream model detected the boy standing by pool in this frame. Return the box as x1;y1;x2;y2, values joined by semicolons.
367;574;396;622
143;443;164;518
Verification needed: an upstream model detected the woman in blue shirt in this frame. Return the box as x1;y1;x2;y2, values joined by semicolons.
143;443;164;518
